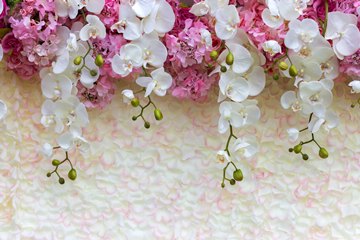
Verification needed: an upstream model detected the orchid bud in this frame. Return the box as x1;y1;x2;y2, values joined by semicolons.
278;61;288;71
144;121;150;129
68;169;77;181
273;74;279;80
154;109;163;121
73;56;82;65
230;179;236;185
319;147;328;159
132;116;138;121
233;169;243;181
220;66;227;73
226;52;234;65
210;50;219;60
95;54;104;67
221;183;225;188
52;159;60;166
46;172;51;177
293;144;302;154
302;154;309;161
59;177;65;184
131;98;140;107
289;65;298;77
90;69;98;77
288;148;294;152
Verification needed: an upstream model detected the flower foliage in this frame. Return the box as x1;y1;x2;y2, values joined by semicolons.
0;0;359;185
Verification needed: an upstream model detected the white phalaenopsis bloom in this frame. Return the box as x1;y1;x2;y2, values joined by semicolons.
57;127;89;152
41;143;53;158
134;33;168;68
67;33;79;52
200;29;212;48
126;0;156;18
190;0;229;17
231;136;258;158
55;0;105;19
0;0;3;15
111;4;142;40
287;128;299;142
136;67;172;97
280;91;303;112
262;0;284;29
325;12;360;59
0;100;7;120
54;96;89;129
277;0;310;21
142;0;175;35
349;80;360;93
41;100;65;133
285;19;320;52
216;150;230;163
218;71;249;102
78;0;105;14
122;89;135;104
79;15;106;41
41;73;73;100
299;80;333;115
112;44;143;77
262;40;282;56
215;5;240;40
218;100;260;134
308;110;339;133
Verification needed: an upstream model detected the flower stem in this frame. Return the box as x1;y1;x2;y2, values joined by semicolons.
323;0;329;37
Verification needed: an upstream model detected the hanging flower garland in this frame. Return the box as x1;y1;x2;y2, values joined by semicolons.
0;0;359;186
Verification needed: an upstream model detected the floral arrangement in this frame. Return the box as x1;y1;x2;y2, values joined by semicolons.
0;0;359;187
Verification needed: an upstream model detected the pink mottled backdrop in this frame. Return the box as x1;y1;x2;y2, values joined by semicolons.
0;64;360;239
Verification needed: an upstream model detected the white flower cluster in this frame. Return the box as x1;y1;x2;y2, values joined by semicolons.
111;0;175;101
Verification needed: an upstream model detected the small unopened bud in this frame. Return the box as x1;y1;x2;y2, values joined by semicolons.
59;177;65;184
220;66;227;73
302;154;309;161
289;65;298;77
210;50;219;60
319;147;329;159
95;54;104;67
221;183;225;188
351;104;356;108
288;148;294;152
233;169;243;181
73;56;82;65
131;98;140;107
46;172;51;178
68;169;77;181
132;116;138;121
293;144;302;154
278;61;288;71
90;69;98;77
144;121;150;129
154;109;163;121
273;74;280;81
229;179;236;185
52;159;60;166
226;52;234;65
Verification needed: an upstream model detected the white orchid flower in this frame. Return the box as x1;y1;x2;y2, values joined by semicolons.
299;80;333;115
55;0;80;19
0;100;7;120
127;0;156;18
280;91;303;112
111;4;142;40
285;19;320;52
41;143;53;158
142;0;175;35
277;0;310;21
262;40;282;56
325;12;360;60
54;96;89;129
308;110;339;133
136;67;172;97
218;100;260;134
79;15;106;41
41;73;73;100
262;0;284;29
215;5;240;40
77;0;105;14
216;150;230;163
133;33;168;68
57;127;89;152
349;80;360;93
231;136;258;158
112;44;143;77
218;71;249;102
287;128;299;142
41;100;65;133
190;0;229;16
122;89;135;104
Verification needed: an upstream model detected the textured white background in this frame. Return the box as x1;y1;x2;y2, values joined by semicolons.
0;67;360;239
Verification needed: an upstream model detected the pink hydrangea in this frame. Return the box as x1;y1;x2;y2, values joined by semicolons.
99;0;120;28
167;64;218;102
1;33;22;53
77;76;116;109
7;49;39;79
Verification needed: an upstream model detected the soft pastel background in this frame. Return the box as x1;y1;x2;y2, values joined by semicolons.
0;65;360;240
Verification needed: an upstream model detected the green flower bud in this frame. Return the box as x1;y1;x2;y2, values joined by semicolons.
210;50;219;60
131;98;140;107
68;169;77;181
154;109;163;121
59;177;65;184
132;116;138;121
288;148;294;152
233;169;243;181
289;65;298;77
144;121;150;129
273;74;280;81
302;154;309;161
221;183;225;188
278;61;288;71
95;54;104;67
230;179;236;185
46;172;51;178
226;52;234;65
351;104;356;108
293;144;302;154
319;147;329;159
90;69;98;77
52;159;60;166
220;66;227;73
73;56;82;65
